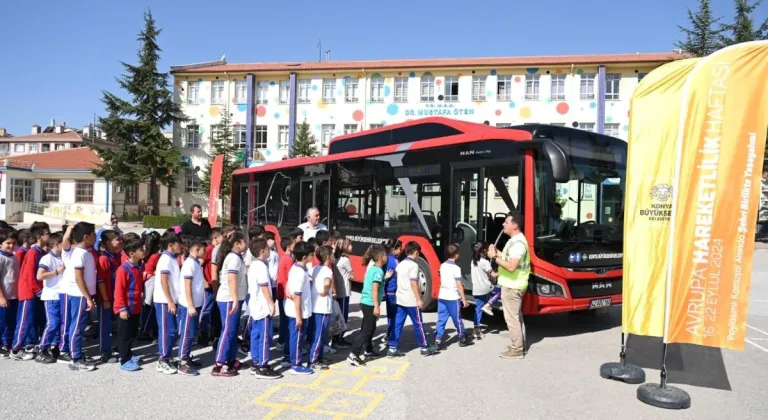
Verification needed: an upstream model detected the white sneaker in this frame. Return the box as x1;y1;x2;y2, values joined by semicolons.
482;305;494;316
156;360;177;375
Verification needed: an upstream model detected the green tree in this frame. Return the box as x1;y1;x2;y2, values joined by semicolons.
199;108;239;202
676;0;724;56
290;120;318;158
91;9;185;215
719;0;768;46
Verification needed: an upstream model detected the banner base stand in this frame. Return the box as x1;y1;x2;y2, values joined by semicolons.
599;362;646;384
637;383;691;409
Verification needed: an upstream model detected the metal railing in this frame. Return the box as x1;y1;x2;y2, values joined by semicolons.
22;201;68;220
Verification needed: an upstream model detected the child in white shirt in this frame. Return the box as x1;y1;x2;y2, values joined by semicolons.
35;232;65;363
177;239;207;376
283;241;314;375
213;231;248;377
435;244;472;350
471;241;499;340
247;238;281;380
309;246;334;370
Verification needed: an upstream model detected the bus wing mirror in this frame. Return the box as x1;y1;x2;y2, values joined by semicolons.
524;139;570;183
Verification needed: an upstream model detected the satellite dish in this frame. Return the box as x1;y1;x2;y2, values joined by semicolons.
220;54;226;61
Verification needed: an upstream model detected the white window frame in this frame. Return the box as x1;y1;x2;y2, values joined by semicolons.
41;180;59;202
54;143;65;151
580;73;596;100
256;82;269;104
525;74;540;100
279;80;290;104
394;77;408;103
550;122;566;127
211;81;225;105
369;124;383;129
420;76;435;102
185;125;200;149
277;125;289;149
370;77;385;103
605;73;621;100
29;144;38;153
343;124;358;134
187;81;200;104
444;76;459;102
185;168;199;193
604;123;620;137
497;75;512;101
322;79;336;103
253;125;268;149
578;122;595;132
13;144;25;153
234;80;248;104
298;80;311;104
550;74;566;100
233;125;247;149
321;124;335;148
472;76;487;101
75;181;94;203
345;78;359;103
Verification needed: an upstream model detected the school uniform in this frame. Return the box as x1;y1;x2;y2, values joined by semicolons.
178;256;205;362
335;255;353;325
435;260;467;341
351;264;384;358
384;254;398;343
140;253;160;338
114;260;145;365
284;263;312;368
38;252;63;351
471;257;496;327
13;245;46;352
153;251;180;362
389;257;429;350
276;254;293;349
199;244;215;337
310;264;333;365
247;258;273;367
96;251;120;356
0;250;20;350
64;246;97;362
215;252;246;365
242;249;255;343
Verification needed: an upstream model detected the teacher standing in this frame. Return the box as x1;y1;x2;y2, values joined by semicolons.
181;204;212;240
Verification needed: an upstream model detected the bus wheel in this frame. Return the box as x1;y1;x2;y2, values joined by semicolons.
417;258;436;312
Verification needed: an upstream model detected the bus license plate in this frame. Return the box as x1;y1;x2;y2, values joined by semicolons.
589;298;612;309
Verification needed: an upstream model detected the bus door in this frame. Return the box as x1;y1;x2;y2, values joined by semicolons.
238;182;258;232
300;176;331;226
449;164;483;289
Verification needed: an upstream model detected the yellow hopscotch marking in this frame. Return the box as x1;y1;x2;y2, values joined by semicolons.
254;359;410;419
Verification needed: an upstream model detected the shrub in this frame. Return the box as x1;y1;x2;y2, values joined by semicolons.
142;214;191;229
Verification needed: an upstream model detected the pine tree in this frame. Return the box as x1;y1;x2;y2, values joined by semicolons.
290;120;318;158
91;9;184;215
719;0;768;46
675;0;724;56
199;108;239;201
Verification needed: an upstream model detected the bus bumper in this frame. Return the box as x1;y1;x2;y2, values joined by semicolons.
523;293;623;315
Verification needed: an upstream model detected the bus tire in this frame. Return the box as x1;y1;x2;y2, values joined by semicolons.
417;258;436;312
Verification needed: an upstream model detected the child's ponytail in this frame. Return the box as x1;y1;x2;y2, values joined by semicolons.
472;241;486;266
216;231;246;272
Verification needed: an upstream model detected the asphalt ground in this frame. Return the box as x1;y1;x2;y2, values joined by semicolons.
1;226;766;419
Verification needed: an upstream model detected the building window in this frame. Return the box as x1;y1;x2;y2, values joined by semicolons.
420;75;435;102
29;144;38;153
233;125;247;149
550;122;566;127
75;181;94;203
343;124;357;135
11;179;32;202
605;73;621;100
185;168;199;193
256;82;269;104
42;144;50;152
234;80;247;104
124;184;138;204
444;76;459;102
345;78;359;103
580;73;596;100
253;125;267;149
369;124;383;129
370;77;385;103
578;122;595;132
525;74;540;100
638;72;647;82
277;125;289;149
41;180;59;202
211;81;225;105
394;77;408;102
279;80;290;104
604;123;620;137
322;79;336;103
472;76;487;101
497;75;512;101
496;123;511;128
55;144;65;151
550;74;566;100
14;144;24;153
185;125;200;148
187;81;200;104
321;124;335;148
298;80;311;104
0;144;7;155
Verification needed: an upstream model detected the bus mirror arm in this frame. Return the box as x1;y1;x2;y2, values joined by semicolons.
523;139;570;184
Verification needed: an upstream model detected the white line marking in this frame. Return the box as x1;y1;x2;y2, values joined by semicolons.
747;324;768;338
747;337;768;341
746;339;768;353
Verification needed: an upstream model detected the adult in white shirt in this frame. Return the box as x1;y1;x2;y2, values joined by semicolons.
298;207;328;240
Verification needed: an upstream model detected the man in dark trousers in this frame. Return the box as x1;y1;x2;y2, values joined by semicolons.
181;204;212;241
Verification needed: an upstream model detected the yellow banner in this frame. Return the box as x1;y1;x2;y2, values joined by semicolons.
666;41;768;349
622;58;702;337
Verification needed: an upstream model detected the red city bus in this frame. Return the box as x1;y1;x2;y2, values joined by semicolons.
231;117;625;315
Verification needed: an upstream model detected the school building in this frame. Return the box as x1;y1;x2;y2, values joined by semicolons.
169;51;688;211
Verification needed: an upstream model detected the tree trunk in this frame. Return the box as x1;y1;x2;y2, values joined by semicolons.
150;175;160;216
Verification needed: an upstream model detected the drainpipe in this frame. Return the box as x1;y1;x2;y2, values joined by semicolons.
362;68;367;130
245;73;255;167
597;65;606;134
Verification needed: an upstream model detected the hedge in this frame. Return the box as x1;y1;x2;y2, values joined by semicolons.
142;215;192;229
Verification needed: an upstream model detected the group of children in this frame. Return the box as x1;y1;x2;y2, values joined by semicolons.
0;218;505;378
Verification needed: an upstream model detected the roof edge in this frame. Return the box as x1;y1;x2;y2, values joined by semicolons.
170;60;227;72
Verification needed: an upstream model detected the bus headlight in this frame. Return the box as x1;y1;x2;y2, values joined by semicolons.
529;276;565;297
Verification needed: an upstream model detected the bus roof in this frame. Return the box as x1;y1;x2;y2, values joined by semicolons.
233;117;533;176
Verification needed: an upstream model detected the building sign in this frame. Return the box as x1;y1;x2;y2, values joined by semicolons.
404;103;475;117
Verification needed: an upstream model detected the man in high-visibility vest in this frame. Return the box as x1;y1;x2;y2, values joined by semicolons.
487;211;529;359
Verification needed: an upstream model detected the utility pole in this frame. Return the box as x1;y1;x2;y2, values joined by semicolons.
317;39;322;62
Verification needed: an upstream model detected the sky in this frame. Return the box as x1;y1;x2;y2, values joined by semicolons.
0;0;764;135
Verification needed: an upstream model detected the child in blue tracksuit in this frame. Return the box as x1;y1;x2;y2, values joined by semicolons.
247;238;281;379
471;241;500;340
283;241;314;375
35;232;65;363
435;244;473;350
383;239;402;345
0;229;20;358
309;246;334;370
213;231;248;377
